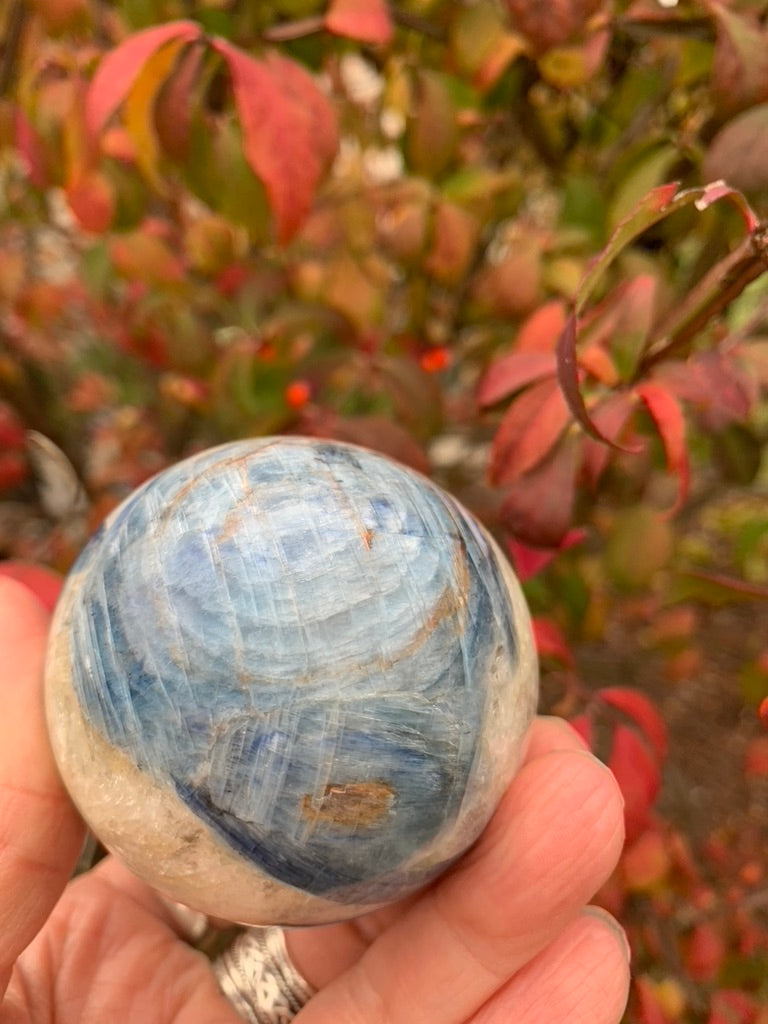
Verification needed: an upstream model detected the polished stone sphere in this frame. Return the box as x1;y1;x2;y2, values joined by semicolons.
45;438;538;926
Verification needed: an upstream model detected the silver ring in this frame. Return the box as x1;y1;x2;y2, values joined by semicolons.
213;926;316;1023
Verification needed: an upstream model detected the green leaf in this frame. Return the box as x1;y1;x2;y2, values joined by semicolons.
608;143;680;232
670;569;768;606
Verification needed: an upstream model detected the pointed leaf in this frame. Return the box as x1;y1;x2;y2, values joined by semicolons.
154;41;205;162
659;350;752;431
575;182;679;315
478;351;557;407
214;43;338;243
703;103;768;195
124;37;189;190
575;181;757;319
568;713;594;749
532;616;575;668
634;976;673;1024
325;0;394;45
557;314;638;449
636;381;690;513
608;723;661;841
505;0;603;52
14;108;48;188
500;434;579;548
599;686;667;761
671;569;768;606
65;170;115;233
516;301;568;353
491;377;571;485
709;1;768;115
608;274;658;379
85;21;202;138
506;527;586;580
581;392;639;487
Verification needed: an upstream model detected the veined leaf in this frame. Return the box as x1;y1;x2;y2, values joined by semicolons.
500;434;579;548
490;377;571;485
671;569;768;606
213;43;338;243
636;380;690;513
478;351;557;407
558;180;758;440
599;686;667;761
124;37;189;191
86;21;202;138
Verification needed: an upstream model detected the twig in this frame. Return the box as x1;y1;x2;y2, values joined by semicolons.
261;15;325;43
0;0;27;97
641;226;768;373
392;8;447;42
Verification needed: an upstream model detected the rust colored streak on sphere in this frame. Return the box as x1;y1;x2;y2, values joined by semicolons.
301;780;396;828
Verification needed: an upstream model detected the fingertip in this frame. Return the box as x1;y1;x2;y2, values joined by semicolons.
581;905;631;963
524;715;591;762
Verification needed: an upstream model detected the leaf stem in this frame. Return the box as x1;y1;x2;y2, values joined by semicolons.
261;15;325;43
641;226;768;372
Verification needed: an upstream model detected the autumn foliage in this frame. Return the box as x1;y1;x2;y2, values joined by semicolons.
1;0;768;1019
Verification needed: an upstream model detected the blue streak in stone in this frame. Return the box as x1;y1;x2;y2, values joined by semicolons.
66;440;520;902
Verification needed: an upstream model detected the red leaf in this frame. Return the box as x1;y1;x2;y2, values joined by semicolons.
214;44;338;243
636;381;690;513
325;0;394;45
478;351;557;407
568;713;594;749
708;989;762;1024
709;1;768;115
65;171;115;233
532;616;575;668
0;561;62;612
506;527;586;580
691;178;759;233
622;828;670;891
85;21;202;138
581;392;639;488
608;723;661;841
659;351;752;431
557;314;637;450
154;40;205;162
686;921;726;983
599;686;668;762
516;301;568;353
500;435;579;548
633;977;671;1024
745;736;768;777
14;108;48;188
490;377;571;485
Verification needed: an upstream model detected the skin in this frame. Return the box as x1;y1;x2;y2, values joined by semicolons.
0;573;630;1024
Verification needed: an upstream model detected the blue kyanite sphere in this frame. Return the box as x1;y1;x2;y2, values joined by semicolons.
45;438;538;925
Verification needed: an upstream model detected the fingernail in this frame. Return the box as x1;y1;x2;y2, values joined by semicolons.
583;905;632;963
538;714;590;750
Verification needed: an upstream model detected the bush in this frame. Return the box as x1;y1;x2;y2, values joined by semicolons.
1;1;767;1017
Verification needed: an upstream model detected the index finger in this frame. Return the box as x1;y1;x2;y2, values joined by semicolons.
0;577;84;996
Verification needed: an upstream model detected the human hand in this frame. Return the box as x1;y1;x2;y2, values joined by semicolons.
0;571;630;1023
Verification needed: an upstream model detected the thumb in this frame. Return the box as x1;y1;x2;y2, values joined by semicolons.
0;576;84;996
